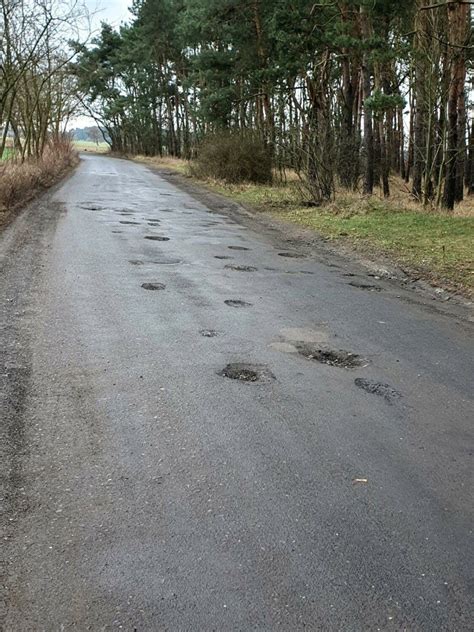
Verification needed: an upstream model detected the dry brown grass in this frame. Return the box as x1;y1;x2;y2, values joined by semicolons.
0;138;78;225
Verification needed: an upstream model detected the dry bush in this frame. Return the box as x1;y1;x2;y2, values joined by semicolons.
190;131;272;184
0;137;78;212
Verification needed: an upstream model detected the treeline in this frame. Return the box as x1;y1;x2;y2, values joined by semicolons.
74;0;473;208
0;0;87;160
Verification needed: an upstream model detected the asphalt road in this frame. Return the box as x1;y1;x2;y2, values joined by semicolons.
1;154;473;631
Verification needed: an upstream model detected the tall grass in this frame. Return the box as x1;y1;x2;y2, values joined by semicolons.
0;138;78;212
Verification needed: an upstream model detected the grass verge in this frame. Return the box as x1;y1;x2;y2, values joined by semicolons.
132;155;474;297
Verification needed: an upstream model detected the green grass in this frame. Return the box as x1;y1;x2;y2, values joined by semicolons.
1;148;15;161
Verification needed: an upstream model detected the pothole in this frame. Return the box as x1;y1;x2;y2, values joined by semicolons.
355;378;401;403
224;265;257;272
219;363;274;383
160;193;172;197
228;246;250;251
120;221;140;225
142;283;166;291
278;252;306;259
152;258;182;265
348;282;382;292
129;260;144;265
80;204;103;211
215;255;233;260
225;299;252;308
145;236;170;241
112;230;123;234
295;344;362;368
200;329;219;338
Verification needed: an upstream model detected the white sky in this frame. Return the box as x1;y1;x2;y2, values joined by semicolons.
86;0;131;33
71;1;131;128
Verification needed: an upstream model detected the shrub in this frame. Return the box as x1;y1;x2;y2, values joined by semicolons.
191;131;272;184
0;137;78;213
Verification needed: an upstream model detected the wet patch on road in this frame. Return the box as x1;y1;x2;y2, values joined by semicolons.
145;236;170;241
224;265;257;272
142;282;166;291
355;378;401;403
228;246;250;251
295;344;363;368
225;299;252;308
219;363;275;382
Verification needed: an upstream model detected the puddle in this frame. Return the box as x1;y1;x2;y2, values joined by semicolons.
145;236;170;241
219;363;274;382
355;378;401;403
112;230;123;234
295;344;362;368
200;329;219;338
148;222;161;226
224;265;257;272
348;282;382;292
225;299;252;308
160;193;172;196
120;221;141;225
142;282;166;291
215;255;233;260
228;246;250;251
129;260;144;265
278;252;306;259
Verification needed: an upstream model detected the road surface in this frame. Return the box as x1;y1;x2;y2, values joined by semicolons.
1;154;473;630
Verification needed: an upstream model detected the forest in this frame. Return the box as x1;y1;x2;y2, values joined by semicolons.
73;0;473;210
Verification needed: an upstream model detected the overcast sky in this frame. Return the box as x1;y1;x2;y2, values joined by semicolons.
71;1;131;128
86;0;131;34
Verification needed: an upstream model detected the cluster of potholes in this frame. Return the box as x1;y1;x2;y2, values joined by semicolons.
218;347;401;404
90;203;396;399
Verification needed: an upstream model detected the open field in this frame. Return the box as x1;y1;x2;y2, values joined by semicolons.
73;140;109;153
133;155;474;297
